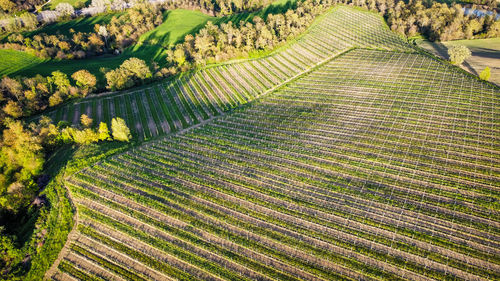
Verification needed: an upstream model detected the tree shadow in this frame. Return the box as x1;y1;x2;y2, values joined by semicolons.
468;47;500;59
427;41;449;59
462;60;478;76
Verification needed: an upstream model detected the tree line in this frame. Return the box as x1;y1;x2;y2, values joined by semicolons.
163;0;499;73
1;2;164;59
2;0;499;119
0;70;97;120
0;114;131;216
0;0;276;33
386;1;500;41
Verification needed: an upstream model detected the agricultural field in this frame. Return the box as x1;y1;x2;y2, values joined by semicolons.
33;6;411;141
417;38;500;86
48;0;90;9
0;49;46;77
51;49;500;281
43;5;500;281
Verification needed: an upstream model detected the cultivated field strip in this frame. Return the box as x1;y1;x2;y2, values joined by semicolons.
34;6;411;141
53;48;500;280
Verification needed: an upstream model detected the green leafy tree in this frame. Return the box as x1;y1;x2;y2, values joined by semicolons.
479;67;491;81
98;122;111;141
120;57;152;80
48;71;71;94
173;46;187;66
71;70;97;96
0;233;20;277
71;128;99;145
3;101;23;118
106;58;152;90
0;120;44;212
105;68;132;91
448;45;471;65
111;117;131;142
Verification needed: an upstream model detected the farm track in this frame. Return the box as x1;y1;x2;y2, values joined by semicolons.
47;6;499;281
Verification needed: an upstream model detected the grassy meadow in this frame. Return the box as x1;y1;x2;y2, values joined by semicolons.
417;37;500;85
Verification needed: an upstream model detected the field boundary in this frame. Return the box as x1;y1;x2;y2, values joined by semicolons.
412;43;500;90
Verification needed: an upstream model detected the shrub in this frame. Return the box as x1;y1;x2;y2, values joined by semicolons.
479;67;491;81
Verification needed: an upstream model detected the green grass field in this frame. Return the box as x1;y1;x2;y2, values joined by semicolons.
24;12;122;38
0;49;46;77
136;9;214;47
13;9;214;83
8;0;298;81
48;0;91;9
417;37;500;85
0;12;122;79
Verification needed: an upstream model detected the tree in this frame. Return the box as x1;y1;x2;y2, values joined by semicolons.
105;68;132;90
90;0;110;8
1;77;23;100
48;92;64;107
106;58;151;90
71;70;96;95
448;45;471;65
97;25;108;48
111;117;131;142
80;114;93;128
0;0;16;13
71;128;99;145
479;67;491;81
98;122;111;140
120;58;152;80
35;116;60;148
173;46;187;66
48;71;71;94
0;120;44;211
55;2;74;18
3;101;23;118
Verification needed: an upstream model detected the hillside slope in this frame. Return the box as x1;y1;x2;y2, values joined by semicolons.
53;48;500;281
33;6;411;141
47;6;500;281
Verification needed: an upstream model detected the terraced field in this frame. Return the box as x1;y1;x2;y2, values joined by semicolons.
35;6;411;140
50;48;500;281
